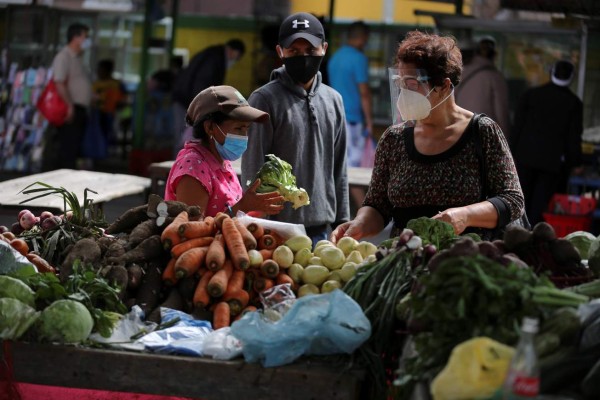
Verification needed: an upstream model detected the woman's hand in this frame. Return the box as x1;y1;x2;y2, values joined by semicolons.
330;220;365;244
432;207;469;235
236;179;285;215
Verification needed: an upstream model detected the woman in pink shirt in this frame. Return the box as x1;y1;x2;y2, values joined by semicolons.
165;85;284;217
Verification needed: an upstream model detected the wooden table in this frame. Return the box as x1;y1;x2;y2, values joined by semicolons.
0;169;151;215
148;160;373;196
1;341;365;400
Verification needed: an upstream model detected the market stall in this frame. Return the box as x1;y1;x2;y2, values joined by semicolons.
3;169;600;400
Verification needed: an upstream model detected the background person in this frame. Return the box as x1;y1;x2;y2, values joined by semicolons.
171;39;246;156
510;59;583;226
331;31;524;243
92;59;126;147
328;20;374;210
47;22;92;170
241;12;350;245
455;36;510;137
164;85;284;217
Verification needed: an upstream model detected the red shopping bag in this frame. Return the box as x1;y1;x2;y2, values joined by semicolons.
36;80;68;126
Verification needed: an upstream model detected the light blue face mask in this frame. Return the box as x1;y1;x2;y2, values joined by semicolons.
214;125;248;161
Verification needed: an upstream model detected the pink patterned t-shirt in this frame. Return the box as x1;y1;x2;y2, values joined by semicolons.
164;141;242;217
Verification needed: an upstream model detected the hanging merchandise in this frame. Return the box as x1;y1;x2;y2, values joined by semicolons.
0;65;49;173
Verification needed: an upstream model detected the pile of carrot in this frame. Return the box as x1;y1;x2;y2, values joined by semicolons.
159;211;295;329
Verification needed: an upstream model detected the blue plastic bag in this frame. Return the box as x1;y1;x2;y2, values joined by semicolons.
230;289;371;367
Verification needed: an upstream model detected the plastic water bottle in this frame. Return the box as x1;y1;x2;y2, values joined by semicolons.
502;317;540;399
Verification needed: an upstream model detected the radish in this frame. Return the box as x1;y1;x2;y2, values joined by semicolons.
19;210;37;230
39;211;54;222
18;209;31;220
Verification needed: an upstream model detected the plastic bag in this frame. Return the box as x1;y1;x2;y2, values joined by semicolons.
259;283;296;321
236;210;306;239
88;305;156;351
202;327;244;360
0;241;36;275
230;289;371;367
36;79;68;126
136;308;212;356
360;137;376;168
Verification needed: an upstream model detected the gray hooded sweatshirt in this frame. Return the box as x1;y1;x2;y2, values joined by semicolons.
241;66;350;229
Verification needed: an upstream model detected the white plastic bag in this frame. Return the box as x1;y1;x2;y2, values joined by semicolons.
202;327;244;360
236;211;306;239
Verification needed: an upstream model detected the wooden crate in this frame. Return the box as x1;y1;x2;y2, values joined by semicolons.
1;341;365;400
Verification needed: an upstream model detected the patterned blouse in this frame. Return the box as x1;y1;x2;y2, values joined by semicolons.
363;115;524;237
164;141;242;217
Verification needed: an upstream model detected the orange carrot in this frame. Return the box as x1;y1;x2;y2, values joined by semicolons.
178;219;216;240
160;211;189;250
214;212;230;231
233;218;257;250
226;269;246;293
260;259;279;279
246;222;264;240
174;246;208;279
205;233;227;271
170;237;214;259
207;259;234;298
258;234;278;250
253;276;274;293
221;217;250;270
276;272;298;291
162;258;178;285
223;289;250;316
234;305;258;321
25;253;56;274
193;269;215;309
258;249;273;260
213;301;231;329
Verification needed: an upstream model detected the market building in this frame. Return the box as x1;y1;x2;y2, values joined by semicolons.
3;2;600;400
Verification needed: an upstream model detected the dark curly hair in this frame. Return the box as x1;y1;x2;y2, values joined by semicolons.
187;111;232;141
395;30;463;87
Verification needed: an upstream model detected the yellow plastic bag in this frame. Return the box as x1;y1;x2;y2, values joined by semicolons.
431;337;515;400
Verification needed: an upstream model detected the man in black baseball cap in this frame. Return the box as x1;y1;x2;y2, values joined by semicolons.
241;12;350;246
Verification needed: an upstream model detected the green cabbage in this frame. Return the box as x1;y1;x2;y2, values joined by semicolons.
0;297;40;339
564;231;596;259
38;299;94;343
254;154;310;209
0;275;35;307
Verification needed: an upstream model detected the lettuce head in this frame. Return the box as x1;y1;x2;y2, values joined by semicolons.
254;154;310;209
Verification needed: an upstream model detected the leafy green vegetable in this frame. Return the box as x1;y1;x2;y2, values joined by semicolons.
254;154;310;209
399;253;577;394
15;261;126;338
0;298;40;340
0;275;36;306
37;299;94;343
564;231;596;260
407;217;461;250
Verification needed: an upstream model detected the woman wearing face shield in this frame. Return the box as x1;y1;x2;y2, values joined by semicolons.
164;85;285;217
331;30;524;242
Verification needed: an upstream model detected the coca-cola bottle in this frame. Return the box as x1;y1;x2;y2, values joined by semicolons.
502;317;540;399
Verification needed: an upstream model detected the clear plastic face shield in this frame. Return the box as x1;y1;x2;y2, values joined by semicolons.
388;68;432;128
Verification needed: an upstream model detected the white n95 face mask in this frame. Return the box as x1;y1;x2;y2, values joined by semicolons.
396;87;435;121
396;84;455;121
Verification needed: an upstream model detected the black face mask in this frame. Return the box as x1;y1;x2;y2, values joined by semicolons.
282;55;324;84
